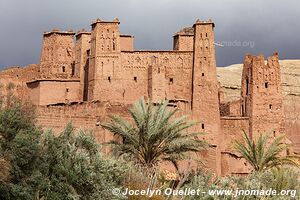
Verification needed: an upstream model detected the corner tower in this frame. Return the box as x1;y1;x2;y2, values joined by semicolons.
88;18;122;101
241;53;285;138
39;29;75;79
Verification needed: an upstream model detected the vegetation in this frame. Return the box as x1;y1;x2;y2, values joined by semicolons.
0;97;299;200
102;98;208;169
0;101;127;200
234;131;300;172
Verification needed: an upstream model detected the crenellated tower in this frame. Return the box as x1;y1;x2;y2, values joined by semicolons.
39;29;75;79
241;52;285;138
88;18;122;101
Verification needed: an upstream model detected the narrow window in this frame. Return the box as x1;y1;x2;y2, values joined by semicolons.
134;76;137;82
201;123;205;129
206;33;208;37
108;76;111;82
273;131;276;137
265;82;268;88
169;78;173;84
202;73;205;77
246;79;249;95
66;88;69;92
269;104;272;109
62;66;66;73
112;42;116;51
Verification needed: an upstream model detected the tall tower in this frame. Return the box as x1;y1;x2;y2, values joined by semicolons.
88;18;122;101
191;19;221;174
241;53;285;138
39;29;75;79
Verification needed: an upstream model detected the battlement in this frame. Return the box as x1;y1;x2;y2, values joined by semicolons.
91;18;120;26
43;28;75;36
193;19;215;27
75;29;91;37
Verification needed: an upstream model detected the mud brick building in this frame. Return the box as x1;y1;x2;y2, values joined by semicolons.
0;18;291;176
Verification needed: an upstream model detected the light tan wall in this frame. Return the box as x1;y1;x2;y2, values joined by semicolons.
173;35;194;51
120;36;134;51
29;80;80;105
27;81;40;105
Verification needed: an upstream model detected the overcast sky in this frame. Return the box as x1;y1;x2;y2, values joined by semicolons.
0;0;300;68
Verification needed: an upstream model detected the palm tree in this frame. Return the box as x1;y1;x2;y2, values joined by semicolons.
234;131;299;172
102;98;208;169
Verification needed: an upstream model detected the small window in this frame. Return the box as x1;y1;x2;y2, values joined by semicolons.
202;73;205;77
265;82;268;88
269;104;272;109
108;76;111;82
200;33;202;38
134;76;137;82
206;33;208;37
201;123;205;129
169;78;173;84
273;131;276;137
112;42;116;51
204;57;207;61
62;66;66;73
66;88;69;92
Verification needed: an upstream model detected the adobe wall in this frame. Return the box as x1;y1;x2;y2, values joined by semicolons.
40;31;76;79
120;35;134;51
0;64;39;103
173;35;194;51
35;102;131;154
27;80;80;105
220;117;251;175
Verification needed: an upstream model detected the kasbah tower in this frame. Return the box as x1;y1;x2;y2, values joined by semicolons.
0;18;288;176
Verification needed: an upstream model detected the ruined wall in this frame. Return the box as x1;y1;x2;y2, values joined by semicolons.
173;27;194;51
241;53;285;138
173;35;194;51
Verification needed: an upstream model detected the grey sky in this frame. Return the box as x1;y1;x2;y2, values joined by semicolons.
0;0;300;68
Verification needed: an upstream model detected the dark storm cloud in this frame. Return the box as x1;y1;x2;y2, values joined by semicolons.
0;0;300;68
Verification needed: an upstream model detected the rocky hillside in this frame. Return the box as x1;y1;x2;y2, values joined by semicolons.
217;60;300;152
